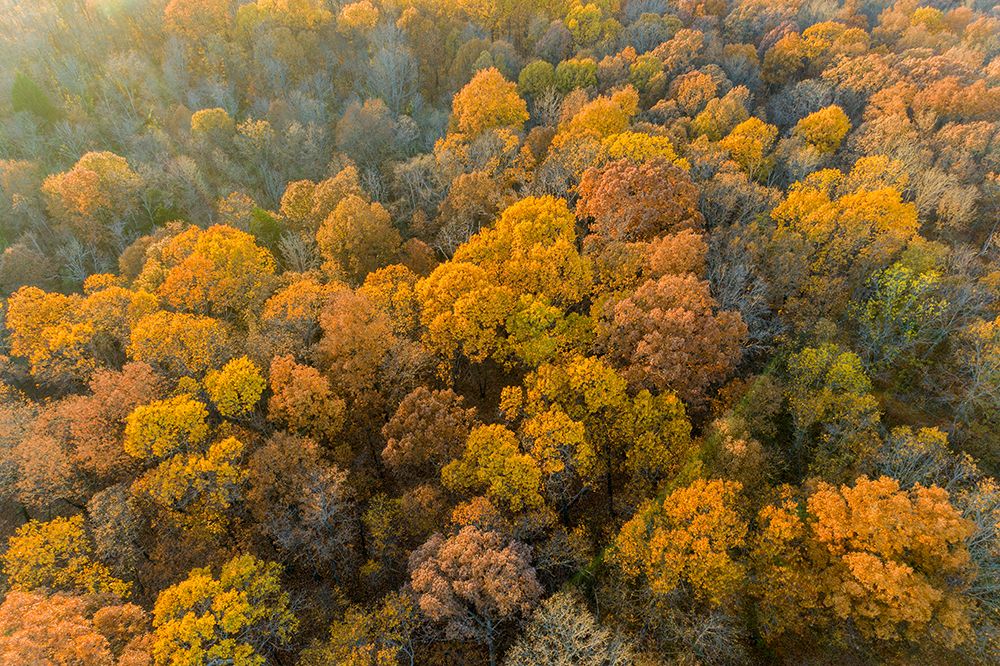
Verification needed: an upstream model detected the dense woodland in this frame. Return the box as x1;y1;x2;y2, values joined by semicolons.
0;0;998;664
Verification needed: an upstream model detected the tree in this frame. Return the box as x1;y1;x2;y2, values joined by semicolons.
645;229;708;278
415;261;515;367
336;98;399;170
719;117;778;181
513;355;692;509
549;87;639;178
0;591;151;666
155;225;277;318
794;104;851;154
5;287;77;362
577;158;703;245
41;152;142;244
785;344;882;481
190;107;234;139
450;67;529;138
382;387;477;484
63;362;164;483
417;196;593;370
408;526;542;666
691;87;751;140
302;592;424;666
88;484;144;582
267;355;346;442
768;166;920;324
280;166;366;233
203;356;266;420
315;289;396;397
601;131;682;165
78;279;159;363
11;403;89;513
2;515;131;598
598;273;747;409
152;555;298;666
246;433;356;573
671;71;718;115
316;194;401;284
434;170;516;256
258;277;347;358
442;424;545;513
850;262;948;375
11;71;58;122
236;0;331;32
455;196;592;307
504;592;634;666
754;477;976;650
337;0;379;33
518;60;555;99
164;0;230;41
123;394;209;460
360;264;423;336
128;311;230;378
554;57;598;93
132;436;247;534
565;1;621;50
518;404;592;511
951;316;1000;466
4;285;98;388
612;479;747;605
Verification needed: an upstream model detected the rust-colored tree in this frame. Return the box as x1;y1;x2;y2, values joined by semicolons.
577;157;703;245
408;526;542;666
598;274;747;408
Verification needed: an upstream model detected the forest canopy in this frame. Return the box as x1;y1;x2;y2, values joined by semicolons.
0;0;998;665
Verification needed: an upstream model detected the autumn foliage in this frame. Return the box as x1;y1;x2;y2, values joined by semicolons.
2;1;999;664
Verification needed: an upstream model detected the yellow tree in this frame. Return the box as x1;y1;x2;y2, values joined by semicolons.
720;117;779;181
450;67;529;139
132;436;247;534
512;355;692;509
128;311;230;377
416;261;514;367
123;394;210;460
204;356;266;420
2;515;131;598
549;87;639;178
794;104;851;154
768;164;920;325
359;264;422;337
785;343;882;481
152;555;297;666
454;196;592;307
612;479;747;605
123;394;245;533
417;196;593;371
4;286;96;387
442;424;545;513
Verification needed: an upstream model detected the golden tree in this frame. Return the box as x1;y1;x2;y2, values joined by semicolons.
754;477;976;648
612;478;747;605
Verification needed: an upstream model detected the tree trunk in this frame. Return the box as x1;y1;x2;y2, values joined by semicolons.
486;618;496;666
